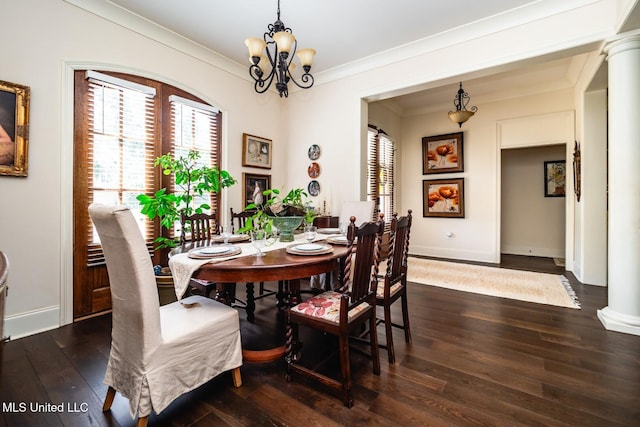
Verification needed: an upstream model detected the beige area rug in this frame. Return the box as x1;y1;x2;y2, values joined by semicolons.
405;257;580;309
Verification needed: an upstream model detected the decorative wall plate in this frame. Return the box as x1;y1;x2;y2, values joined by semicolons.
308;180;320;196
308;144;321;160
308;162;320;178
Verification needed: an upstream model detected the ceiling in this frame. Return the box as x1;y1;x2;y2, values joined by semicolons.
107;0;540;73
101;0;616;111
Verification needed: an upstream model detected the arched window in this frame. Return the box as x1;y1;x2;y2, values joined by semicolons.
72;70;222;318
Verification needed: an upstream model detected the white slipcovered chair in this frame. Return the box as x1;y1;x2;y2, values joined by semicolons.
89;204;242;427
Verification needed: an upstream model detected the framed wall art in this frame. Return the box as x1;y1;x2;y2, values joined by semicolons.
423;178;465;218
0;79;30;177
242;133;272;169
243;173;271;207
544;160;566;197
422;132;463;174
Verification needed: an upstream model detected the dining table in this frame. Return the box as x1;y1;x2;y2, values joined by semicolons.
169;232;351;363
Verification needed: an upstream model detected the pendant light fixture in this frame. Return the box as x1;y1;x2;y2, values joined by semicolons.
245;0;316;98
448;82;477;127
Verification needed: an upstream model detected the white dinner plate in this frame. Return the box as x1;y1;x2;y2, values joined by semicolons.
197;246;232;255
286;243;334;256
295;243;324;251
327;235;349;244
212;234;250;243
318;228;340;234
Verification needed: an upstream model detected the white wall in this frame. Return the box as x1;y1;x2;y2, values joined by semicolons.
569;51;609;286
0;0;283;338
578;90;608;286
501;145;567;258
397;91;575;262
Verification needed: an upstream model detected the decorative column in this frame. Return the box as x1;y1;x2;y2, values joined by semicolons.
597;34;640;335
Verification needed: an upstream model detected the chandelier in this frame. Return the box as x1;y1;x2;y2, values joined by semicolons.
448;82;478;127
245;0;316;98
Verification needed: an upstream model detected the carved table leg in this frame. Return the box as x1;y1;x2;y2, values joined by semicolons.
288;279;302;307
276;280;286;310
246;282;255;322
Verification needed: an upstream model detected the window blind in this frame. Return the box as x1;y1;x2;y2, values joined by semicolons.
169;96;222;236
367;126;396;226
85;75;156;265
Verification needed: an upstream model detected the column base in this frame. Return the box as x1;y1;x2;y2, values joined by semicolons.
597;306;640;336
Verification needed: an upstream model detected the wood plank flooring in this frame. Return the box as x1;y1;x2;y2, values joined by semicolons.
2;255;640;426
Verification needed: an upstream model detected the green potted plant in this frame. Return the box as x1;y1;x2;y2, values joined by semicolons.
240;187;317;242
136;150;236;249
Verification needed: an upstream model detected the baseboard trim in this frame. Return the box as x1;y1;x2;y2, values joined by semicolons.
4;306;61;340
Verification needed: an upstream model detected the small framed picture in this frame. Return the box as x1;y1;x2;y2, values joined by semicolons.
242;133;272;169
423;178;465;218
0;80;30;177
243;173;271;208
544;160;566;197
422;132;463;174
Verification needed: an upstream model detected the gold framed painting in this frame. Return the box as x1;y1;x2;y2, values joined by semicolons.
423;178;465;218
242;133;272;169
242;173;271;208
0;80;30;177
422;132;463;174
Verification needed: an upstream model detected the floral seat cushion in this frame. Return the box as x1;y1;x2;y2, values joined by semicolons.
290;290;370;323
376;281;403;299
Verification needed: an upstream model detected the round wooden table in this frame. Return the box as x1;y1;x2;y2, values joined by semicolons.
192;244;350;363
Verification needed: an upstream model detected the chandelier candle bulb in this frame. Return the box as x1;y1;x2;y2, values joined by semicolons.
245;38;267;59
296;48;316;69
273;31;295;53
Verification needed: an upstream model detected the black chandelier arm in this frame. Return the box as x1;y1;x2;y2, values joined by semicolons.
249;64;276;94
452;84;477;112
287;70;314;90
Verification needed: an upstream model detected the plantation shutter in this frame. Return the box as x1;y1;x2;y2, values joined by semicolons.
169;95;222;229
85;71;156;265
367;126;379;220
367;125;396;227
378;131;395;222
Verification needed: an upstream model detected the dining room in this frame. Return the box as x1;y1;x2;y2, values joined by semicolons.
2;0;640;425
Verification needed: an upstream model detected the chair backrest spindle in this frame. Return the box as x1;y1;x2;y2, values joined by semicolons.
181;212;218;243
230;207;255;234
385;210;412;284
344;214;384;308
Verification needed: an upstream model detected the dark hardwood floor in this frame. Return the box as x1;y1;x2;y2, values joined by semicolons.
2;255;640;426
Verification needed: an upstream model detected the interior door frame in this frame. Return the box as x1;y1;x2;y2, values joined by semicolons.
495;111;575;269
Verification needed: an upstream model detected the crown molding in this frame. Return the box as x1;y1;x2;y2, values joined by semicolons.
63;0;248;80
65;0;613;96
315;0;604;84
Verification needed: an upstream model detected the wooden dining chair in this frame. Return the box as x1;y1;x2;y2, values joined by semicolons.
181;212;222;299
285;215;383;407
230;207;254;233
89;204;242;427
181;211;218;244
376;209;413;363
